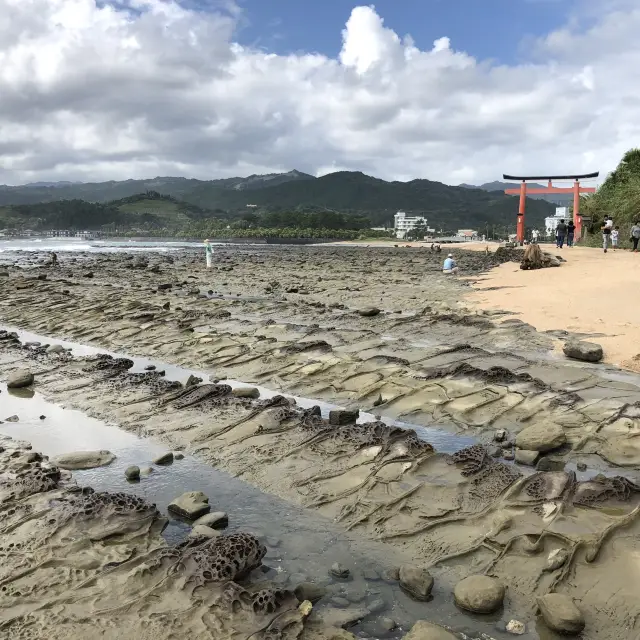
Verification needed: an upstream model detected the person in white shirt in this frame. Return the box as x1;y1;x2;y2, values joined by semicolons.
611;226;620;251
602;217;613;252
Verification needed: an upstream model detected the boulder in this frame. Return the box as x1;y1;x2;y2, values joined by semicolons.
53;450;116;470
46;344;66;354
515;449;539;466
404;621;457;640
329;410;359;426
563;340;603;363
454;575;505;613
153;452;174;465
193;511;229;529
515;421;566;452
125;465;140;480
168;491;210;520
357;307;381;317
7;369;34;389
398;565;434;601
232;386;261;399
537;593;585;635
189;524;220;539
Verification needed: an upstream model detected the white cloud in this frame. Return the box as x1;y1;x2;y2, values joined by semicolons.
0;0;639;186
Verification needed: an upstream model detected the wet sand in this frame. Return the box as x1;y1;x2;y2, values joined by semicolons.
1;245;640;639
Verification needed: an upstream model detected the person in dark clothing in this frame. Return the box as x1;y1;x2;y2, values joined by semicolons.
631;221;640;252
556;219;567;248
566;220;576;247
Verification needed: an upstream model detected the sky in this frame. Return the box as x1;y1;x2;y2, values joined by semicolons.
0;0;638;186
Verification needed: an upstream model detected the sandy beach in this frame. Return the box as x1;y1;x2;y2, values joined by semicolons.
467;246;640;370
1;242;640;639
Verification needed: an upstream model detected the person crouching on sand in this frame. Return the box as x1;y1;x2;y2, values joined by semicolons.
443;253;458;275
204;239;213;268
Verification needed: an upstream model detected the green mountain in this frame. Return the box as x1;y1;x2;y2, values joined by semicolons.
0;170;556;231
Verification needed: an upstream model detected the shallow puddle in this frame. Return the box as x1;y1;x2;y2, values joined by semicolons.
0;382;526;639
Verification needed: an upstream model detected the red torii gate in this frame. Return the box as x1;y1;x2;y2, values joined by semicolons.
503;172;599;243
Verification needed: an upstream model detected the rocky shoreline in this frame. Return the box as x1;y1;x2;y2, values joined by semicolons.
2;245;640;638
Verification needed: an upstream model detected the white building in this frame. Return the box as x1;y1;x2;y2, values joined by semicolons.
545;207;570;236
394;211;432;239
456;229;478;241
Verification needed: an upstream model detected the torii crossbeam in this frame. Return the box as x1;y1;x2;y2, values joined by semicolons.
503;172;599;243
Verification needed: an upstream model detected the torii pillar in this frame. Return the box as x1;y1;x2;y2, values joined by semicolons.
503;172;599;243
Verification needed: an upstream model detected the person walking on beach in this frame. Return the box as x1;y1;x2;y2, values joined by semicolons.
566;220;576;247
631;221;640;252
442;253;458;275
556;219;567;248
204;239;213;269
602;216;613;253
611;226;620;251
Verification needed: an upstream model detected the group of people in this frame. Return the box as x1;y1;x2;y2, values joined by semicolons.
554;219;576;248
555;217;640;253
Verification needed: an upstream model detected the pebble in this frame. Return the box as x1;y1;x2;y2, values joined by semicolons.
506;619;525;635
39;415;46;420
153;452;174;465
294;582;327;603
366;598;386;614
577;462;588;471
174;452;184;460
329;562;351;579
125;465;140;481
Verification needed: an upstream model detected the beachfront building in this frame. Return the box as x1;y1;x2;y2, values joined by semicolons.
393;211;431;239
545;207;570;237
456;229;478;241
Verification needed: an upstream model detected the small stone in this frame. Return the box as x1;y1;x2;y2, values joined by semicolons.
537;593;585;635
398;565;434;601
379;618;396;632
536;457;565;472
543;548;569;572
506;620;525;635
515;421;566;452
331;597;351;608
153;452;174;465
145;365;156;371
494;429;507;442
7;369;34;389
157;283;173;291
503;450;515;461
366;598;386;614
140;466;153;476
577;462;588;472
189;524;220;539
39;415;46;420
357;307;381;317
168;491;210;520
404;621;457;640
192;511;229;529
46;344;66;354
185;374;202;387
125;465;140;480
488;445;502;458
232;386;261;399
174;452;184;460
329;409;359;426
381;567;399;583
330;562;350;579
5;415;19;422
563;340;603;363
515;449;539;466
294;582;327;603
454;575;505;614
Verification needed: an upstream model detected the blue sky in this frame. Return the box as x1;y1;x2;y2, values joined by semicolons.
232;0;582;63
